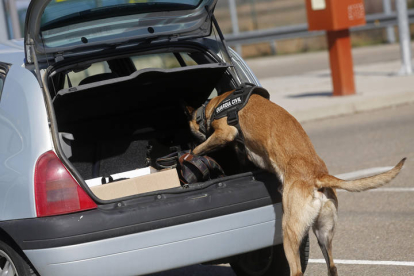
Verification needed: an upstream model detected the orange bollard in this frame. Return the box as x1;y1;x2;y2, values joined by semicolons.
327;29;356;96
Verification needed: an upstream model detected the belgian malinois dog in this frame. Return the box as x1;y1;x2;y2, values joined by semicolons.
185;90;405;276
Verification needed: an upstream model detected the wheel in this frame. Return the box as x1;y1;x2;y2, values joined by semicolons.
0;240;36;276
230;235;309;276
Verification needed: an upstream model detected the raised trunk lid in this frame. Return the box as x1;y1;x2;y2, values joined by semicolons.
24;0;217;64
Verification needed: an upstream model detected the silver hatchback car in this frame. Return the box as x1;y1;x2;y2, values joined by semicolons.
0;1;308;275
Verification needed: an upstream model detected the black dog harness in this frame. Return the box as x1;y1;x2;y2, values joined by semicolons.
196;83;270;151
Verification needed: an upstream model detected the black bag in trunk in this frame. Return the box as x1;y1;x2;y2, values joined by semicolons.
156;151;225;185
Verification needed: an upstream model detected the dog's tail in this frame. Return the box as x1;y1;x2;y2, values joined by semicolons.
316;158;406;192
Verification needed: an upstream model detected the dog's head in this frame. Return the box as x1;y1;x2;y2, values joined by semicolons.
180;101;207;142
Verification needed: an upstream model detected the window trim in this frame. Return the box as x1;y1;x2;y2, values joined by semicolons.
0;63;11;102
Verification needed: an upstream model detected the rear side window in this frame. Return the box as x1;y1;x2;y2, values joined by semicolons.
64;61;112;88
131;52;198;70
62;52;201;88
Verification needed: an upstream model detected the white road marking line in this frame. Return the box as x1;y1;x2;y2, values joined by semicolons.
336;187;414;192
364;187;414;192
333;167;413;192
334;167;394;180
309;259;414;266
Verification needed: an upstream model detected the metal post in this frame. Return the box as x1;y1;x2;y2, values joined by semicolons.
228;0;242;54
249;0;258;30
383;0;395;43
327;29;356;96
396;0;412;75
0;0;9;41
7;0;21;39
270;40;277;55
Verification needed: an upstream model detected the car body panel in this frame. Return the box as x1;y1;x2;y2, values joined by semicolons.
0;64;52;220
25;204;283;276
229;47;261;86
0;41;25;65
0;171;281;250
0;19;284;274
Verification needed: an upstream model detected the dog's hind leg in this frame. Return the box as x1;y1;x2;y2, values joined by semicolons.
312;188;338;276
282;180;322;276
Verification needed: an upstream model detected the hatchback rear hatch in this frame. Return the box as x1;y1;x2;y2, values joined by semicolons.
26;0;281;208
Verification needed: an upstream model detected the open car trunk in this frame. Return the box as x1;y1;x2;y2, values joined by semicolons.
50;61;252;201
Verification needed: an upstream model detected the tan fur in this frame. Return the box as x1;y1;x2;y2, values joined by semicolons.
187;91;406;276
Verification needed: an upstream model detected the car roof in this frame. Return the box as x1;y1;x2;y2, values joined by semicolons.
0;40;25;65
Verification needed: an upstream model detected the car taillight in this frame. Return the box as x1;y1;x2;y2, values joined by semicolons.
35;151;97;217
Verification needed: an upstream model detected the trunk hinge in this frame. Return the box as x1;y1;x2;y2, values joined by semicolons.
55;53;64;63
169;34;179;42
27;39;43;89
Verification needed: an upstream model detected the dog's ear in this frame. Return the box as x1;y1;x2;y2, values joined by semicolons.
180;100;195;120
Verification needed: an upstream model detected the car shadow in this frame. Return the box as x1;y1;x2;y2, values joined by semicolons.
147;264;235;276
316;71;397;78
286;91;332;98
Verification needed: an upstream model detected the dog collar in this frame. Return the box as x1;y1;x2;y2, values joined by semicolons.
196;100;210;137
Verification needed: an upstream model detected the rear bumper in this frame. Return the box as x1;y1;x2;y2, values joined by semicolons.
25;204;282;276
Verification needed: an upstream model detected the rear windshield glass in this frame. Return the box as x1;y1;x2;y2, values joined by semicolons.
40;0;203;48
41;0;202;27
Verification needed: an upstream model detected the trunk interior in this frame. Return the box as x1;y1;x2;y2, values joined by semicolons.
47;49;252;201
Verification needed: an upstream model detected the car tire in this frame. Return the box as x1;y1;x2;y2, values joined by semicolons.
230;235;309;276
0;240;37;276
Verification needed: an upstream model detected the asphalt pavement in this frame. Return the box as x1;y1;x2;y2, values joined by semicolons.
303;104;414;276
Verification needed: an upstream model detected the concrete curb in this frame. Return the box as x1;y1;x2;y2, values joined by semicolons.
291;91;414;123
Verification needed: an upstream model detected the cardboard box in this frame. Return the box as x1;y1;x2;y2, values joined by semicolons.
91;169;180;200
85;166;156;187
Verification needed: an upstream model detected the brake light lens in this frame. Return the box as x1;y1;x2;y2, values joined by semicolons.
35;151;97;217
